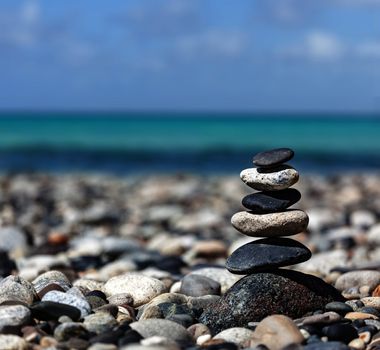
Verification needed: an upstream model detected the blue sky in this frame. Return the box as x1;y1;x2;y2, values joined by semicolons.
1;0;380;112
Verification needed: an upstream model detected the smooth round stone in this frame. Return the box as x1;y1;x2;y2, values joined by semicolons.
83;313;118;334
240;165;299;191
42;290;91;318
231;210;309;237
32;270;72;294
54;322;88;342
0;276;35;305
0;305;31;332
199;269;344;333
180;275;221;297
103;273;167;307
251;315;303;350
253;148;294;168
214;327;254;347
325;302;353;315
189;268;241;294
130;319;193;345
30;301;81;321
322;323;358;343
0;335;28;350
226;238;311;274
242;189;301;213
335;271;380;293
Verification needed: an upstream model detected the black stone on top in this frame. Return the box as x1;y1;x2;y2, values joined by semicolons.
226;237;311;274
253;148;294;168
242;189;301;213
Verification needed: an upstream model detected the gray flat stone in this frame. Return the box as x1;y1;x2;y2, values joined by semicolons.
231;210;309;237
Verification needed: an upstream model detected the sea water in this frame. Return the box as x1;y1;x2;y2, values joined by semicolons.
0;112;379;174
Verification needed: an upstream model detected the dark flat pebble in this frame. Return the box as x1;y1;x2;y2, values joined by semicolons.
242;189;301;213
322;323;358;343
30;301;81;321
325;302;353;315
226;238;311;274
253;148;294;168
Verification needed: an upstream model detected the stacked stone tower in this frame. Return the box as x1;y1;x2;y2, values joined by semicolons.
226;148;311;275
200;148;344;333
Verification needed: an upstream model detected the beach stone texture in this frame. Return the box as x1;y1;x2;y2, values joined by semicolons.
251;315;303;350
231;210;309;237
42;290;91;318
240;165;299;191
130;319;193;345
0;276;36;305
242;189;301;213
103;273;167;307
226;237;311;274
199;269;344;333
0;335;28;350
253;148;294;168
0;305;31;332
180;275;221;297
335;270;380;293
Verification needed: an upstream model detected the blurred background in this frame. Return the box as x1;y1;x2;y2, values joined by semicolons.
1;0;380;174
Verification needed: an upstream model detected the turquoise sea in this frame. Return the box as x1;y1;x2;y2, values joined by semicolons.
0;113;379;174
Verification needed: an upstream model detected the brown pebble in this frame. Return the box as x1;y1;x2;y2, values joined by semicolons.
193;240;227;258
36;283;65;299
47;232;69;246
372;285;380;297
345;312;379;320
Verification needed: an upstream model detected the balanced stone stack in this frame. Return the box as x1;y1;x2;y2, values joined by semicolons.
200;148;344;333
226;148;311;275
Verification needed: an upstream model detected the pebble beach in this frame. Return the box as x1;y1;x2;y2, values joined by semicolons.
1;170;380;349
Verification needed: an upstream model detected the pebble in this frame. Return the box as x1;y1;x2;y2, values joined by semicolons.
226;237;311;274
325;301;353;315
231;210;309;237
348;338;366;350
0;335;28;350
0;275;35;305
0;227;27;255
250;315;303;350
103;273;167;307
240;165;299;191
189;268;241;294
214;327;254;347
253;147;294;168
242;189;301;213
361;297;380;309
199;270;344;333
295;312;341;326
32;270;72;294
335;270;380;293
107;293;134;307
322;323;358;343
130;319;193;345
0;251;16;277
345;311;379;320
0;305;31;332
42;290;91;318
180;275;221;297
83;313;118;334
54;322;88;342
30;301;81;321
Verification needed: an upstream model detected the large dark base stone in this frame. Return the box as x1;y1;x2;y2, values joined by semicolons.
199;269;344;334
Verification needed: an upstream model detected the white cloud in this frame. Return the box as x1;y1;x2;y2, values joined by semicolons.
280;31;344;62
305;31;344;60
